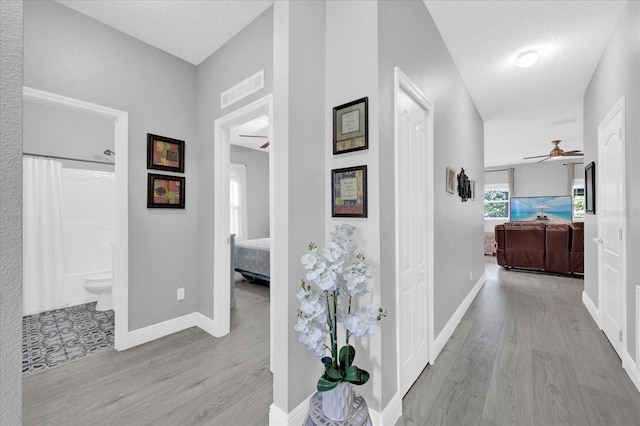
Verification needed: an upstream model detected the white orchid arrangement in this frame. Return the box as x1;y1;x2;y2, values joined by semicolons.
295;224;386;392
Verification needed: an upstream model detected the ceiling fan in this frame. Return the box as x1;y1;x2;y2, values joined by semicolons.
523;140;583;163
239;134;269;149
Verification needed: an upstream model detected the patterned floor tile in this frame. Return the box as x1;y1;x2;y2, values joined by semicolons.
22;302;115;376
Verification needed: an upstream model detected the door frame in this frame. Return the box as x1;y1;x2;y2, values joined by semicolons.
212;94;273;363
23;87;130;350
596;96;626;357
394;67;435;396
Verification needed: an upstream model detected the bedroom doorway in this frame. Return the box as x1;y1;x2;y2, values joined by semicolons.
212;94;274;368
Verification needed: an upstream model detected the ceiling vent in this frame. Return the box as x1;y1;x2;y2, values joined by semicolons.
221;70;264;109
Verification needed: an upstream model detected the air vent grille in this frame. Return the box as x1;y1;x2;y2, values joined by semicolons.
221;70;264;109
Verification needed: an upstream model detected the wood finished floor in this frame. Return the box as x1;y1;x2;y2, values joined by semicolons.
23;278;271;426
397;257;640;426
24;260;640;425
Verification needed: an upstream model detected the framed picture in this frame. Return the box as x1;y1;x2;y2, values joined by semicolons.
585;161;596;214
331;165;367;218
333;97;368;155
147;133;185;172
470;180;476;201
147;173;185;208
446;167;456;194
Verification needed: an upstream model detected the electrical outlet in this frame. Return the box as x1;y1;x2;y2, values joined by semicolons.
177;288;185;300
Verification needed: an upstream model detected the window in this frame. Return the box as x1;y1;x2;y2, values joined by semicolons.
572;182;585;220
484;185;509;219
230;163;248;239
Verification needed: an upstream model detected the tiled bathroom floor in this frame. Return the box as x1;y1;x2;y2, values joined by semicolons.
22;302;114;376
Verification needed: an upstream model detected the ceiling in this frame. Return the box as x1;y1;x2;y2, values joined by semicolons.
56;0;626;166
424;0;626;167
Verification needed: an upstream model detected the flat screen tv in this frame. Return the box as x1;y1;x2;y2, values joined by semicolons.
510;196;573;223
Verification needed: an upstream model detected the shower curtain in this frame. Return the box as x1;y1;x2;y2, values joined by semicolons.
23;157;67;315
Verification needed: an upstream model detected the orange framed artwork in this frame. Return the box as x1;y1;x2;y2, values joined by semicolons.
147;133;185;172
147;174;185;209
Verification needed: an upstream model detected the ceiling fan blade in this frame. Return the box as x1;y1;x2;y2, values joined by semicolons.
260;141;270;149
523;154;552;159
537;156;551;163
563;152;584;156
563;150;583;154
239;134;268;138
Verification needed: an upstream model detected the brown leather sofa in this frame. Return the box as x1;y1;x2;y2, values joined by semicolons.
495;222;583;274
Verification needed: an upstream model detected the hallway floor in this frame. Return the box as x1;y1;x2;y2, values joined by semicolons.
397;257;640;425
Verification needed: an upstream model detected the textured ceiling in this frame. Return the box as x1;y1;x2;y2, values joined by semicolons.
56;0;274;65
56;1;626;167
424;0;626;167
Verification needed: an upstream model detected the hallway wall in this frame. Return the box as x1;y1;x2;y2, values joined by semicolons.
583;0;640;362
24;1;199;331
0;0;23;422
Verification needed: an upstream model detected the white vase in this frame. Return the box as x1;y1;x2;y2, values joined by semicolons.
321;382;354;421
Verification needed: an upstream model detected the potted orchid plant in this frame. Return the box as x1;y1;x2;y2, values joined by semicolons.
295;224;385;421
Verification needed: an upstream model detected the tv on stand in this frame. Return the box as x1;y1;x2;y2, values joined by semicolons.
510;196;573;223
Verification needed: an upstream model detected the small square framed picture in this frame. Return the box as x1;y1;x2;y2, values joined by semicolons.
331;165;367;218
333;97;368;155
446;166;456;194
147;133;185;173
147;174;185;209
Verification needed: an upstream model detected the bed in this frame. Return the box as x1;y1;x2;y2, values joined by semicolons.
230;234;270;284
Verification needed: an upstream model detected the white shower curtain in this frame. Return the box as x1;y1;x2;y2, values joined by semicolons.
23;157;67;315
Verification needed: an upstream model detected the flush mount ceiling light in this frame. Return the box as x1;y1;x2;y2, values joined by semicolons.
516;49;539;68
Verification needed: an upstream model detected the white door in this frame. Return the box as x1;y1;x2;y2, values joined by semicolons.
597;97;626;358
396;83;431;396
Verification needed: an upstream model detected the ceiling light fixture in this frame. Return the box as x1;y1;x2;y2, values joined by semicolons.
516;49;539;68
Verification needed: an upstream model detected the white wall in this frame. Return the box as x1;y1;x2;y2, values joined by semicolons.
196;6;273;319
230;145;270;239
61;168;115;307
0;0;23;422
583;0;640;362
24;1;198;330
378;1;485;409
23;101;114;172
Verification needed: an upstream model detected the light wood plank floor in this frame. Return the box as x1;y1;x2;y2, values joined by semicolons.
397;257;640;426
23;278;271;426
25;260;640;425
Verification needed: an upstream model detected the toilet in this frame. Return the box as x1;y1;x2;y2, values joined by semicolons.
84;272;113;311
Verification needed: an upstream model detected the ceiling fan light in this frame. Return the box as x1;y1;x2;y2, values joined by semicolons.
516;49;539;68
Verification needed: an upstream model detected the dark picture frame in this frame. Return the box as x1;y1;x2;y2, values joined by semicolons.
333;97;368;155
147;133;185;172
331;165;367;218
446;166;456;194
585;161;596;214
147;173;185;209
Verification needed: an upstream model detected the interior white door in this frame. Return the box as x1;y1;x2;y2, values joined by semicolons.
598;98;625;358
397;87;430;396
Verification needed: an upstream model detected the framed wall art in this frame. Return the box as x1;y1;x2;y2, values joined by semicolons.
331;165;367;218
585;161;596;214
147;133;185;172
333;97;368;155
147;173;185;208
446;166;456;194
457;167;472;202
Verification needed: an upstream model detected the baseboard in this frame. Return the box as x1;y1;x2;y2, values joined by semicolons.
622;351;640;394
582;290;600;328
432;273;485;361
269;393;311;426
369;391;402;426
195;312;216;336
127;312;199;349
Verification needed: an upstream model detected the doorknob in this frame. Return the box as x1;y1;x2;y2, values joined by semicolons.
592;237;603;243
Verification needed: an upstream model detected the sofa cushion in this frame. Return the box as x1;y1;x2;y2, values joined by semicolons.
545;223;571;273
503;222;545;270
